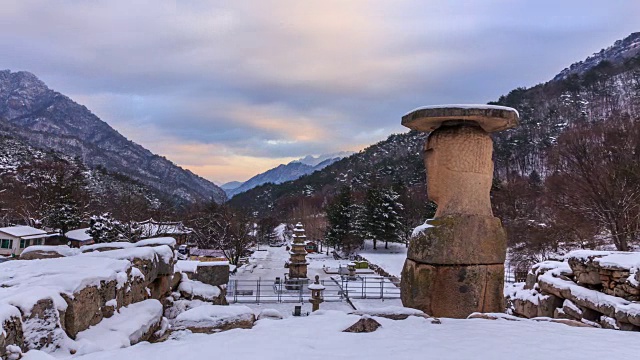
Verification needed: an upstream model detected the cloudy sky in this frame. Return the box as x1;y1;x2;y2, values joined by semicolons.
0;1;638;184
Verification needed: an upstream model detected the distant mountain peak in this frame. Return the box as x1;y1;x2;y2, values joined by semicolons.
225;151;353;198
293;151;354;167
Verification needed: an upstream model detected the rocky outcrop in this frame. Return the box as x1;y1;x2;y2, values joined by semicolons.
508;251;640;331
171;305;254;334
0;245;176;354
343;317;381;333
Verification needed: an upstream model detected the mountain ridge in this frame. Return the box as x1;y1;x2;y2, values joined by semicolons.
224;152;352;198
0;70;226;204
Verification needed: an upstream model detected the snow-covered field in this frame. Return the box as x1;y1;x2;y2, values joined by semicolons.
357;240;407;277
23;310;640;360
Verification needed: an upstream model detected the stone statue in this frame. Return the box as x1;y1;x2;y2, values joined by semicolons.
400;105;519;318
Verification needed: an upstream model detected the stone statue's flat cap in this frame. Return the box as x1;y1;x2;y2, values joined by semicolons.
402;104;519;133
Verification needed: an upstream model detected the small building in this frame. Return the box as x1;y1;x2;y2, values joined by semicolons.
138;219;193;245
305;241;318;253
65;228;95;248
0;226;57;256
189;248;227;262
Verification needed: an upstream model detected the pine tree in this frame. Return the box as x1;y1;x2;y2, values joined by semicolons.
362;185;384;250
88;213;126;243
324;186;362;255
378;187;404;249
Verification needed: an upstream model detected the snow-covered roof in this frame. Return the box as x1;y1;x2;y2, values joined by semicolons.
65;228;93;242
190;248;225;258
0;225;48;238
138;219;193;236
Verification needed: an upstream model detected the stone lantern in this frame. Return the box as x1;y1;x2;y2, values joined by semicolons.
399;105;519;318
347;262;357;280
308;275;325;312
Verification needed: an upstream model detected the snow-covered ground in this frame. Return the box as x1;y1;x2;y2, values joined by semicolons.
234;246;355;281
356;240;407;277
24;310;640;360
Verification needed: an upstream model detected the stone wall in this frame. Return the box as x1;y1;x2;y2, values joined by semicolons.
508;251;640;331
1;244;232;356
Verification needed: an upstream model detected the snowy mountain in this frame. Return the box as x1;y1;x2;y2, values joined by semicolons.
225;152;352;198
0;128;161;225
553;32;640;81
0;70;226;204
220;181;243;191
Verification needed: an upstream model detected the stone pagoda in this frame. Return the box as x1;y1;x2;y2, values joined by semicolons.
286;222;309;287
399;105;519;318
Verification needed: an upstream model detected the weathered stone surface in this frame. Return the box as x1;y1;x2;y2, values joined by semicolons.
574;270;601;286
343;317;381;333
617;321;640;331
62;282;114;338
172;305;254;334
424;126;494;218
148;275;173;301
19;250;65;260
402;106;519;134
407;215;506;265
553;308;573;320
401;259;504;318
524;272;537;290
21;298;68;351
545;318;595;328
562;299;582;320
537;294;563;318
0;311;24;357
193;264;229;287
513;298;538;319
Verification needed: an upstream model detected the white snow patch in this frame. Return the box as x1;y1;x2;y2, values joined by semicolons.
136;237;176;248
173;304;253;330
404;104;520;118
178;274;221;301
20;245;78;257
38;310;640;360
75;299;163;355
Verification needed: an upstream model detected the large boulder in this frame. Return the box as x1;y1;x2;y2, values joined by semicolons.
75;300;164;354
192;263;229;287
178;275;227;305
20;298;70;352
0;305;24;357
172;305;254;333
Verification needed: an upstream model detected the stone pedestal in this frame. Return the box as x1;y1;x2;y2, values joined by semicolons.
399;105;518;318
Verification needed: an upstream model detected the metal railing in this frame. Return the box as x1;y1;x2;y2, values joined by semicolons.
226;276;401;304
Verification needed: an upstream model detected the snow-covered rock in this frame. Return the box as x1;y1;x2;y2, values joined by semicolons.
0;245;177;353
75;300;164;355
257;309;283;321
20;246;78;260
350;306;429;320
172;305;254;333
177;275;227;305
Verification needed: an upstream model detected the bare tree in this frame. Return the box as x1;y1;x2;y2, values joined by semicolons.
548;113;640;251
